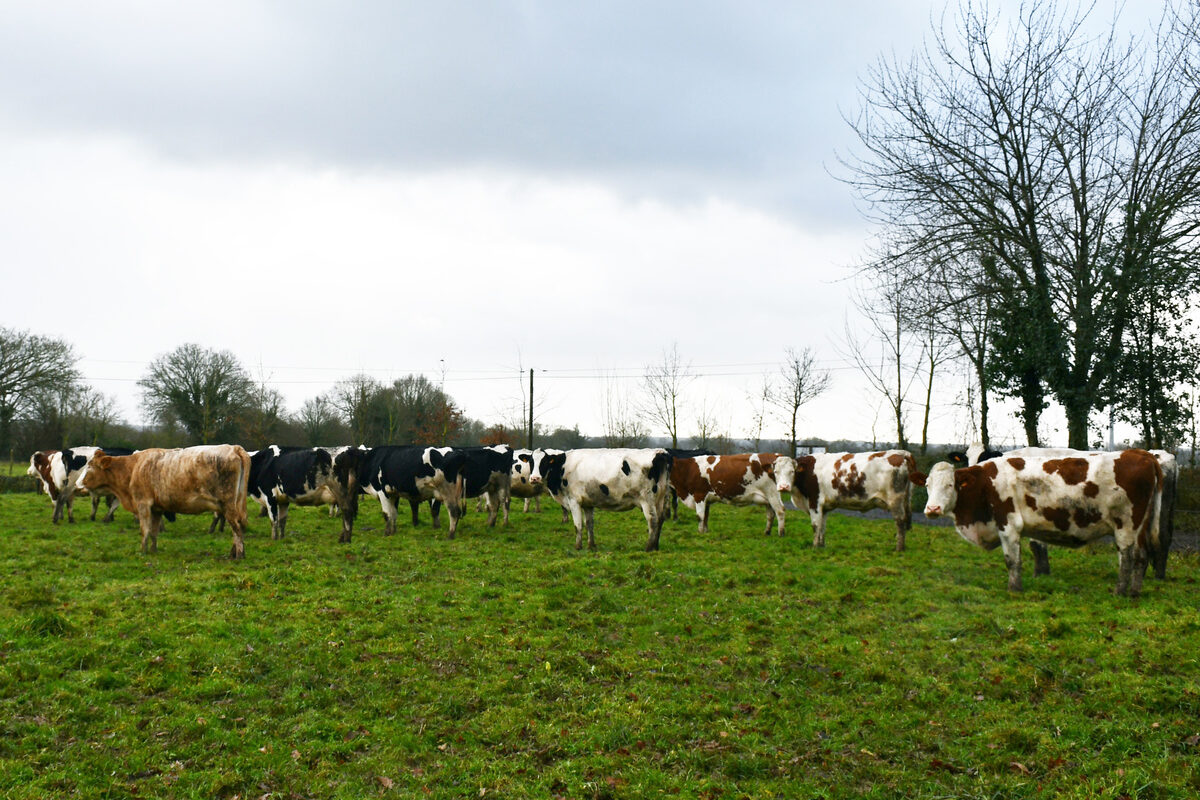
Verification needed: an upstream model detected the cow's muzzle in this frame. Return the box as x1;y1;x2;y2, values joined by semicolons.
924;504;942;518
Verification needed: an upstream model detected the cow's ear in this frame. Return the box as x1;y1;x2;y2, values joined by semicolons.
947;452;966;467
909;470;927;487
954;470;972;492
96;455;111;469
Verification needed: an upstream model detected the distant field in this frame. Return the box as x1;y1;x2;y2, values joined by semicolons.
0;493;1198;799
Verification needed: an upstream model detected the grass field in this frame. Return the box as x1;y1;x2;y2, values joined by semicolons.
1;491;1198;799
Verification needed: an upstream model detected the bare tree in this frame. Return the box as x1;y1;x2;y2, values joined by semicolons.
840;271;920;450
328;374;382;444
138;344;252;444
746;374;773;451
601;371;647;447
297;396;338;446
691;395;724;450
639;343;693;448
769;347;832;458
0;327;79;454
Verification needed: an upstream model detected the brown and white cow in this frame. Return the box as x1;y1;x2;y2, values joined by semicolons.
27;450;61;504
950;446;1179;580
76;445;252;558
789;451;926;551
670;453;796;536
923;449;1162;595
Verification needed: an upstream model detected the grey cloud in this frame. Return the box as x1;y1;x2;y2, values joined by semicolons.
0;1;929;226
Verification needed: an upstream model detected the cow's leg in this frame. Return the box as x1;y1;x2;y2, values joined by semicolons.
670;487;679;521
485;490;499;528
645;499;665;551
500;486;511;526
697;501;709;534
1030;541;1051;576
1131;544;1148;596
227;502;247;559
811;508;826;548
148;510;164;553
1000;532;1023;592
446;499;461;540
378;494;399;537
408;498;422;527
274;499;290;540
769;495;786;537
475;495;485;513
90;495;101;521
207;512;221;535
585;508;597;550
569;503;585;549
102;496;118;523
430;499;442;529
561;503;570;525
53;486;74;524
338;488;357;544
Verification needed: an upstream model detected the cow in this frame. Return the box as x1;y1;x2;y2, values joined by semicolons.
923;449;1162;595
670;453;796;536
244;445;363;542
665;447;717;520
946;443;1003;468
75;445;252;558
956;446;1179;580
458;445;514;527
529;448;672;551
789;450;927;551
26;450;61;505
32;446;135;523
506;448;547;513
358;446;468;538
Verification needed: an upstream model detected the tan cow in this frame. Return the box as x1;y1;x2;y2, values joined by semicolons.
77;445;251;558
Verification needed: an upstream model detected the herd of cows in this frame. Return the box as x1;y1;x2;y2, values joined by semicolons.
21;441;1179;596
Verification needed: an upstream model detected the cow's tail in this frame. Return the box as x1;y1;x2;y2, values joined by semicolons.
905;453;927;488
1142;457;1164;557
233;446;251;517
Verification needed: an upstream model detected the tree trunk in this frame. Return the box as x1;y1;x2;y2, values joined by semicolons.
977;362;991;450
1020;369;1042;447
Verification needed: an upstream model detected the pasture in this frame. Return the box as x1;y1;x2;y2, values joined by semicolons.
0;492;1198;799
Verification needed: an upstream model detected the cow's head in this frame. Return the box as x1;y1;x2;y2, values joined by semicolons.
530;449;566;495
76;450;111;493
770;456;796;494
922;461;960;518
512;450;533;484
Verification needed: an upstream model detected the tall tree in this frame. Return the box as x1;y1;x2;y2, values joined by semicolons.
138;344;252;444
639;343;693;448
769;346;832;458
297;396;339;446
328;374;383;444
0;327;79;454
845;0;1200;448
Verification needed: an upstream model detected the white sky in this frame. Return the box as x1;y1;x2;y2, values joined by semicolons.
0;1;1157;448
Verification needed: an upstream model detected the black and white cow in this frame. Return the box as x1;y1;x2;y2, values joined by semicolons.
244;445;363;542
359;446;469;538
48;446;135;523
530;448;673;551
457;445;514;527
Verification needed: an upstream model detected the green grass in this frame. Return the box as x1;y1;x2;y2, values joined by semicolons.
1;493;1198;799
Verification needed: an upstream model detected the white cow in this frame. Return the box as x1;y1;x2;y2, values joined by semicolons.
530;448;672;551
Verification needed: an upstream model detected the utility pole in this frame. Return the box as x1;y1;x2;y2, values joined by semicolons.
528;368;534;449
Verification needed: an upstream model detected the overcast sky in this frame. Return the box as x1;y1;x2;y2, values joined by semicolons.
0;1;1154;447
